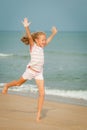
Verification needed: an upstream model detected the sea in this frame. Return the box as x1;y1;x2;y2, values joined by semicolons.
0;31;87;106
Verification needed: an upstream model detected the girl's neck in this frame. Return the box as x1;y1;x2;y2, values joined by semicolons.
35;43;42;48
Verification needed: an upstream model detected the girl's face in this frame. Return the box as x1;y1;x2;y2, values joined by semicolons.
36;35;47;48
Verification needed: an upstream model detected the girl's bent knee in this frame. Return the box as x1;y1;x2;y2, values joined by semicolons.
16;83;22;86
14;80;21;86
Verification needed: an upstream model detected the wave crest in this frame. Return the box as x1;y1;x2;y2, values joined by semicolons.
0;83;87;100
0;53;14;57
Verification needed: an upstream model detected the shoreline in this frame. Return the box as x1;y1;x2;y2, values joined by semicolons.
0;89;87;107
0;93;87;130
6;90;87;107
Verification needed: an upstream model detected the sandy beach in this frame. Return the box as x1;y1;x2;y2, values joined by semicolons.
0;93;87;130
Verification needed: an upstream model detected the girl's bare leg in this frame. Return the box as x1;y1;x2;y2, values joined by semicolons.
35;79;45;121
2;77;26;94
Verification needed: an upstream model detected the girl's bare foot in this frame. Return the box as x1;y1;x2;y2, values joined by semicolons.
36;113;41;122
2;85;8;94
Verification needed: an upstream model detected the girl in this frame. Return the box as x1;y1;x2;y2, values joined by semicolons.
2;18;58;121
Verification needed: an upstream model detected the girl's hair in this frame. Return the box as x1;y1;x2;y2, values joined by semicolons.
21;32;46;45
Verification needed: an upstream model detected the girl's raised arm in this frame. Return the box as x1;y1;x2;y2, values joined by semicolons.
22;18;34;49
46;26;58;45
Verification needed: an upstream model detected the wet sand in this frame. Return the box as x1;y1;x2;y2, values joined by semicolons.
0;93;87;130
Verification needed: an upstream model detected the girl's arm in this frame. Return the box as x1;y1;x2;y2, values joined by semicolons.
22;18;34;49
46;26;58;45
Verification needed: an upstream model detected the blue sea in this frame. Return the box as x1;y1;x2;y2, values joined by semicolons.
0;31;87;106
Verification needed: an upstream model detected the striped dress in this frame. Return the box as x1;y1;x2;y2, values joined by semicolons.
27;44;44;72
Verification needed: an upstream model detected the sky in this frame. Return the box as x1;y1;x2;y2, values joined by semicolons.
0;0;87;31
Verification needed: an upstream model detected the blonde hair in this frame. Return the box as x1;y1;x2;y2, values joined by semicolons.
21;32;46;45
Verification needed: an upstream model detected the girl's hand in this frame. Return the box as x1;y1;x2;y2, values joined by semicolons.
22;18;31;27
51;26;58;35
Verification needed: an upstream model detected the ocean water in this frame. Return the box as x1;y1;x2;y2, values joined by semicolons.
0;31;87;106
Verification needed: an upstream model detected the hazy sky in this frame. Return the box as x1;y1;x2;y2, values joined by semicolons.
0;0;87;31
